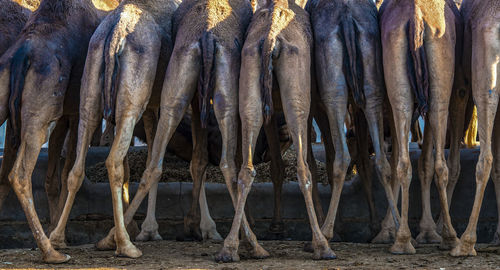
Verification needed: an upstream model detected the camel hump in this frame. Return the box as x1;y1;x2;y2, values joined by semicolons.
339;13;365;108
8;41;32;148
198;31;216;128
406;15;430;117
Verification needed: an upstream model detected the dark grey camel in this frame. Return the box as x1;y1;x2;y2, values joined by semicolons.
307;0;399;250
0;0;114;263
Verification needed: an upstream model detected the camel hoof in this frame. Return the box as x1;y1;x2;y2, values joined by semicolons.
269;221;285;234
372;228;396;244
489;232;500;246
115;241;142;258
450;241;477;257
49;233;67;249
303;242;313;253
203;229;223;241
312;246;336;260
440;236;459;250
43;249;71;264
416;230;442;244
135;230;163;242
215;246;239;263
95;235;116;250
390;240;416;255
251;245;270;259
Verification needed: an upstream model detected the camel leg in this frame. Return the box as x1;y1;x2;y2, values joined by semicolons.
199;173;222;240
277;52;334;259
414;117;441;244
372;103;400;244
0;123;17;212
315;34;350;242
264;114;286;234
490;108;500;246
354;108;380;235
49;37;106;247
136;108;162;242
424;37;460;250
214;48;269;262
451;26;499;256
183;97;208;241
55;117;78;234
96;44;200;250
383;27;415;255
45;117;68;234
9;121;70;263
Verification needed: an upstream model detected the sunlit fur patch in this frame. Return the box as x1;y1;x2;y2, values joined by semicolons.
415;0;446;37
92;0;119;11
206;0;233;31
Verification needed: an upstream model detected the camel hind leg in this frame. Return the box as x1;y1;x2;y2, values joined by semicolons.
96;42;201;250
136;108;163;242
50;36;105;248
490;105;500;246
275;47;334;259
214;46;268;262
0;123;17;212
451;24;500;256
9;121;70;263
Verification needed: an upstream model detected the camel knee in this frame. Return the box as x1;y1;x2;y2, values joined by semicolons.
434;160;449;189
477;151;493;182
105;158;124;187
237;167;256;193
332;153;350;182
297;167;313;194
396;157;411;185
8;172;29;196
67;167;84;192
138;166;162;191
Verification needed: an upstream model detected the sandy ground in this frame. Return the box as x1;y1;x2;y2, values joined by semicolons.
1;241;499;269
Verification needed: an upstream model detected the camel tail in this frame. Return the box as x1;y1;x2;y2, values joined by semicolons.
406;18;429;117
103;24;125;124
339;13;365;107
8;42;31;148
261;35;275;125
198;31;216;128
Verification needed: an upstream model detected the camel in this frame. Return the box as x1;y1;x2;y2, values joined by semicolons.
48;0;184;252
216;0;337;261
451;0;499;256
86;0;270;259
308;0;398;248
0;0;116;263
380;0;462;254
0;0;32;216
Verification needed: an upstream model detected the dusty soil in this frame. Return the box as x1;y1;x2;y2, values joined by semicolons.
86;148;331;184
1;241;499;269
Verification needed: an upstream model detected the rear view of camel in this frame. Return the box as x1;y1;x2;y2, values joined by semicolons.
48;0;182;256
0;0;113;263
87;0;268;258
451;0;500;256
380;0;461;253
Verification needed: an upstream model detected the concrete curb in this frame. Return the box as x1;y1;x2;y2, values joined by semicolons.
0;146;498;248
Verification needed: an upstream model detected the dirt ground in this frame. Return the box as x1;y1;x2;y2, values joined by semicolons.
1;241;499;269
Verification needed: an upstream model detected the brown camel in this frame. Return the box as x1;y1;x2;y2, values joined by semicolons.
380;0;461;254
0;0;115;263
451;0;499;256
0;0;33;217
89;0;269;259
308;0;398;248
217;0;337;261
48;0;181;256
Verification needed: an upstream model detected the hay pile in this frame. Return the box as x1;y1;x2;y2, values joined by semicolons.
86;147;329;184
